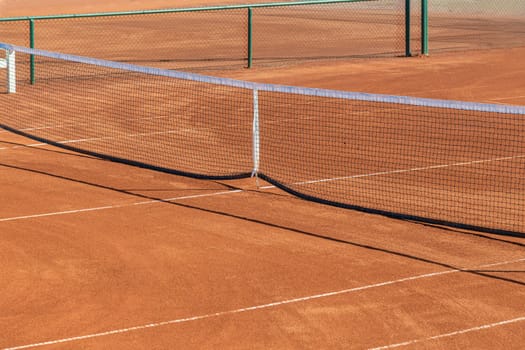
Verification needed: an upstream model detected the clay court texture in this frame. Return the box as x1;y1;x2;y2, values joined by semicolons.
1;0;525;349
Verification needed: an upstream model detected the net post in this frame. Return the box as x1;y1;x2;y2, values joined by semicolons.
247;7;253;68
29;18;35;84
0;49;16;93
421;0;428;55
404;0;411;57
251;88;260;178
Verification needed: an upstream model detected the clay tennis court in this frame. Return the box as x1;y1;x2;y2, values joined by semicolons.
1;0;525;349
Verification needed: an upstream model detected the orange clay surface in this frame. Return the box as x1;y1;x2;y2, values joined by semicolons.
1;1;525;349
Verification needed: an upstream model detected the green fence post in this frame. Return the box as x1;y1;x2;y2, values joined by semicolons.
405;0;411;57
421;0;428;55
247;7;253;68
29;18;35;84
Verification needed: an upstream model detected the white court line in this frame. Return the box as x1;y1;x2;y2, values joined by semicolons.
0;190;242;223
3;257;524;350
0;115;174;134
0;128;200;151
0;142;47;150
370;316;525;349
0;123;238;150
260;154;525;189
490;95;525;101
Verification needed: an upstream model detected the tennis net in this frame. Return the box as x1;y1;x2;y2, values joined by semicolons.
1;43;524;236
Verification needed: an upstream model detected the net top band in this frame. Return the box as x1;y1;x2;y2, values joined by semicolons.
2;42;524;115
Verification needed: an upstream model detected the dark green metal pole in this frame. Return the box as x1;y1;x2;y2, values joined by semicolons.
247;7;253;68
29;18;35;84
405;0;411;57
421;0;428;55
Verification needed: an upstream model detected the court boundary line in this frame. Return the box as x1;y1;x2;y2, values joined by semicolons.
259;153;525;188
3;258;524;350
0;189;242;222
490;95;525;101
0;115;173;135
369;316;525;349
0;141;47;150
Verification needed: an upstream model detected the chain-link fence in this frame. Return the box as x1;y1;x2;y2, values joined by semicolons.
427;0;525;52
2;0;523;80
0;0;417;82
251;1;412;63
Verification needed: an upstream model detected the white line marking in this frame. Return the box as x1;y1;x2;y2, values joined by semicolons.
0;190;242;222
404;85;494;97
0;115;174;134
24;128;195;146
369;316;525;349
3;257;524;350
0;142;48;150
0;125;221;150
490;95;525;101
259;154;525;189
